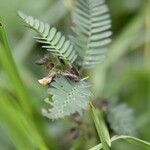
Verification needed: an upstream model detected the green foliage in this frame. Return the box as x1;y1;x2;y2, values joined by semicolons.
0;89;48;150
91;9;144;97
91;105;111;150
17;0;112;120
0;19;48;149
107;103;137;136
0;17;32;114
18;11;78;64
0;0;150;149
89;135;150;150
72;0;112;68
42;77;91;119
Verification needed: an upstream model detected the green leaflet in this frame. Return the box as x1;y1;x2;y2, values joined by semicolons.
72;0;112;68
42;77;92;119
107;103;137;136
18;11;77;64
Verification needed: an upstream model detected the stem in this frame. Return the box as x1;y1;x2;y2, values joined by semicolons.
144;0;150;68
144;0;150;124
0;18;48;150
90;104;111;150
0;17;32;115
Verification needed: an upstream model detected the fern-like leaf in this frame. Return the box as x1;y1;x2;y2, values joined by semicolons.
72;0;112;68
42;76;91;119
18;11;78;64
107;103;137;136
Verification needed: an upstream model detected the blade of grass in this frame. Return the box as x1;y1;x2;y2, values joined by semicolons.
90;104;111;150
113;135;150;148
0;17;32;114
0;89;48;150
145;0;150;124
89;135;150;150
145;1;150;68
0;18;48;149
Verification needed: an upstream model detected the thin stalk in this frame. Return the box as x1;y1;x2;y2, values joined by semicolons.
144;0;150;68
0;17;32;115
0;18;48;150
144;0;150;133
90;104;111;150
89;135;150;150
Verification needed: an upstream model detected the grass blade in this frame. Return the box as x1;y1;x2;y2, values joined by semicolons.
0;17;32;114
0;17;48;150
112;135;150;148
91;104;111;150
0;89;48;150
89;135;150;150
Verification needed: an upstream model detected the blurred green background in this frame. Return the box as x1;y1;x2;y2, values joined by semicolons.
0;0;150;149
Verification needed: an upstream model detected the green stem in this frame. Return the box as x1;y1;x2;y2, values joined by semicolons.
89;135;150;150
144;0;150;68
0;17;48;150
144;0;150;126
0;17;32;115
90;104;111;150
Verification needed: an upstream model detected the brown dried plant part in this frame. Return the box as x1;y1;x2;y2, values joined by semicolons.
35;56;81;86
62;66;80;81
38;67;80;86
35;56;53;70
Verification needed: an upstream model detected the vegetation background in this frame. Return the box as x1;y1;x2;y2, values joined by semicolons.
0;0;150;149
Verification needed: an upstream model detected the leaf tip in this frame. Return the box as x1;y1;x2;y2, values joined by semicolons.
17;10;26;19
